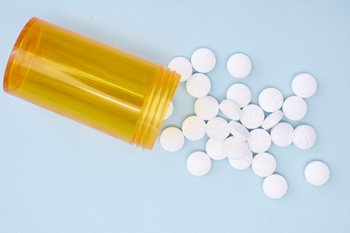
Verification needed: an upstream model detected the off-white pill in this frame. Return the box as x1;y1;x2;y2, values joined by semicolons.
186;73;211;98
228;121;250;141
228;150;253;170
247;129;271;153
160;127;185;152
227;53;252;79
206;139;226;160
240;104;265;129
292;73;317;98
252;153;277;177
270;122;294;147
258;88;284;113
226;83;252;108
293;125;317;150
164;101;174;120
263;174;288;199
191;48;216;73
182;116;206;141
282;96;308;121
304;161;330;186
194;96;219;121
219;99;241;121
261;110;284;130
187;151;212;176
168;57;193;82
223;136;251;160
206;117;230;141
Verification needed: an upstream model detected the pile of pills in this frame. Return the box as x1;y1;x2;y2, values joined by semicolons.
160;48;330;199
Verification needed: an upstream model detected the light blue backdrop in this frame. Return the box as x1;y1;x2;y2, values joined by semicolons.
0;1;349;233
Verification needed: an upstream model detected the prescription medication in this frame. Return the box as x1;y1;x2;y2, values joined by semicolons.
252;153;277;177
228;121;250;141
304;161;330;186
270;122;294;147
168;57;193;82
282;96;307;121
182;116;206;141
240;104;265;129
186;73;211;98
187;151;212;176
227;53;252;79
261;110;284;130
228;150;253;170
258;87;284;113
292;73;317;98
4;18;180;150
247;129;271;153
194;96;219;121
164;101;174;120
191;48;216;73
226;83;252;108
293;125;317;150
206;117;230;141
223;136;251;160
160;127;185;152
219;99;241;121
263;174;288;199
206;139;226;160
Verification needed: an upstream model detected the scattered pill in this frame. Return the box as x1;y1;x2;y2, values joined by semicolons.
293;125;317;150
240;104;265;129
228;150;253;170
304;161;330;186
270;122;294;147
187;151;212;176
258;87;284;113
263;174;288;199
206;139;226;160
228;121;250;141
168;57;192;82
182;116;206;141
164;101;174;120
206;117;230;141
261;110;284;130
160;127;185;152
223;136;251;160
219;99;241;121
226;83;252;108
252;153;277;177
191;48;216;73
282;96;307;121
227;53;252;79
292;73;317;98
247;129;271;153
186;73;211;98
194;96;219;121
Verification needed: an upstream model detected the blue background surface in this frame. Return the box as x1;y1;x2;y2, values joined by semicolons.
1;1;350;232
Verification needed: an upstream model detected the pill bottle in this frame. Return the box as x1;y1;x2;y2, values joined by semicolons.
3;17;180;150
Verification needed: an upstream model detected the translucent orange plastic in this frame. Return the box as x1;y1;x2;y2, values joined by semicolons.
3;17;180;149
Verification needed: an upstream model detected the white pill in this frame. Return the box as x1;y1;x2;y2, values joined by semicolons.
191;48;216;73
292;73;317;98
261;110;284;130
219;99;241;121
223;136;251;160
186;73;211;98
263;174;288;199
228;121;250;141
270;122;294;147
282;96;308;121
168;57;193;82
304;161;330;186
159;127;185;152
206;117;230;141
240;104;265;129
206;139;226;160
163;101;174;120
182;116;206;141
187;151;212;176
258;87;284;113
226;83;252;108
228;150;253;170
293;125;317;150
247;129;271;153
252;153;277;177
227;53;252;79
194;96;219;121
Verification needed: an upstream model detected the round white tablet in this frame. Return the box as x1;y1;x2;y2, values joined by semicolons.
159;127;185;152
163;101;174;120
206;117;230;141
292;73;317;98
219;99;241;121
226;83;252;108
187;151;212;176
240;104;265;129
206;139;226;160
270;122;294;147
223;136;251;160
168;57;193;82
252;153;277;177
263;174;288;199
282;96;308;121
258;87;284;113
304;161;330;186
247;129;271;153
293;125;317;150
194;96;219;121
182;116;206;141
227;53;252;79
261;110;284;130
191;48;216;73
186;73;211;98
228;121;250;141
228;150;253;170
